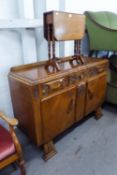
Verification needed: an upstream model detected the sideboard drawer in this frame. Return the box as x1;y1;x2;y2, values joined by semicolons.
41;77;69;97
68;71;86;85
88;64;107;77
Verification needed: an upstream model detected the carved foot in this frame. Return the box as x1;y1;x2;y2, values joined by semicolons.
43;141;57;161
95;107;103;120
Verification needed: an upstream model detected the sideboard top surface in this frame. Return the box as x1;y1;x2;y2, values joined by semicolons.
9;57;108;85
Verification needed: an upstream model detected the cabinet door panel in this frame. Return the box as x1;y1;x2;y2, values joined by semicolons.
85;73;107;115
75;82;86;122
41;88;76;142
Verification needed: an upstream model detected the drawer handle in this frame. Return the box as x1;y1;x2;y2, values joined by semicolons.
98;67;104;73
78;84;85;94
69;75;77;83
46;79;64;91
67;99;75;114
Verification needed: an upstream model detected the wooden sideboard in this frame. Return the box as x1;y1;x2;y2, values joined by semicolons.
8;56;108;160
8;11;108;160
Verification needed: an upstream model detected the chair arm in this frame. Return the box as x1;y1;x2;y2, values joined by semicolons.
107;82;117;89
0;112;24;162
0;112;18;126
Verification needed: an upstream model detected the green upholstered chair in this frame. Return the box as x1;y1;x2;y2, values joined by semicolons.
106;74;117;105
85;11;117;104
85;11;117;54
106;55;117;105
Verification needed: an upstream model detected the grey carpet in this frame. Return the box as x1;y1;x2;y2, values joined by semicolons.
1;103;117;175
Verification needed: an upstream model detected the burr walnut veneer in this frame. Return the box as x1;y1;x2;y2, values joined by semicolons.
8;57;108;160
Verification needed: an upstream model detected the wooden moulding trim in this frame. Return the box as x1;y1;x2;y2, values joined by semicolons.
87;72;107;82
8;74;34;86
41;85;82;101
10;56;82;72
9;58;108;85
37;67;87;84
86;60;108;69
9;66;87;85
10;56;84;72
10;60;47;72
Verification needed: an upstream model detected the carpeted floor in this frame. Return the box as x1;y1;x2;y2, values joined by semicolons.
1;103;117;175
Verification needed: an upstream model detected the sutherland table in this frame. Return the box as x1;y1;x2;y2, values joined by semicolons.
8;56;108;160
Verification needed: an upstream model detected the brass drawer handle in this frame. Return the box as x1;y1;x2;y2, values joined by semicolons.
69;75;77;83
45;78;64;91
78;84;85;94
98;67;105;73
79;74;84;80
67;98;75;114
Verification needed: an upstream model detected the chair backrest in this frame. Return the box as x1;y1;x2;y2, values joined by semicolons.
85;11;117;30
85;11;117;51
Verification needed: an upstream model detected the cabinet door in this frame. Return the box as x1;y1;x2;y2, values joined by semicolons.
85;73;107;115
41;87;76;142
75;82;86;122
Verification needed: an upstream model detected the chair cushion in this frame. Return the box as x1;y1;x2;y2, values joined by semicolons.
0;125;16;161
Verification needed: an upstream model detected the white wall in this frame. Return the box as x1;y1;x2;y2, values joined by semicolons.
64;0;117;56
0;0;19;19
0;0;22;119
0;0;38;119
0;0;63;119
65;0;117;13
34;0;48;60
34;0;60;60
